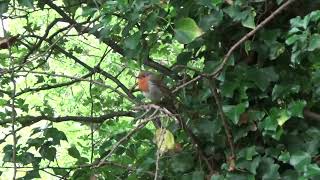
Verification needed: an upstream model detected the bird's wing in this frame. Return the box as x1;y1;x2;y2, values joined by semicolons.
149;74;172;96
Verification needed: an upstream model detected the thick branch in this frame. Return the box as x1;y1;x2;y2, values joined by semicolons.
304;109;320;122
0;111;135;126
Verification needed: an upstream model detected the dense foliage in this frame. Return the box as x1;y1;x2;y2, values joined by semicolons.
1;0;320;179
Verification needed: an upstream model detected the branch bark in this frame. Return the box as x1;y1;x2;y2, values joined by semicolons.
209;79;236;171
0;111;135;126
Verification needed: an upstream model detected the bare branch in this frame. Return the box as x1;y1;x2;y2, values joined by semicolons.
0;111;135;126
209;79;236;171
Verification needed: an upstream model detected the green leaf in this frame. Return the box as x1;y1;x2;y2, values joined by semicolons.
44;127;68;145
124;32;141;50
308;34;320;51
223;102;248;124
221;80;239;98
52;168;69;176
192;171;205;180
272;84;300;101
155;129;175;153
290;16;309;30
247;67;279;91
276;0;284;4
238;146;258;160
192;119;221;140
174;17;204;44
305;164;320;177
18;0;33;8
0;99;7;106
19;152;35;165
199;11;223;31
258;157;280;180
0;1;9;14
279;151;290;163
242;10;256;29
237;156;261;174
281;170;299;180
226;173;255;180
210;175;224;180
277;110;290;126
176;51;192;66
289;151;311;170
171;154;194;173
40;147;56;161
288;100;306;118
23;170;41;179
68;145;81;159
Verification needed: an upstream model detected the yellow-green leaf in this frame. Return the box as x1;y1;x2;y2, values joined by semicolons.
155;129;175;153
174;18;204;44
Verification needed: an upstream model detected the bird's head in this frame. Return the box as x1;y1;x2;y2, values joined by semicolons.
137;71;152;92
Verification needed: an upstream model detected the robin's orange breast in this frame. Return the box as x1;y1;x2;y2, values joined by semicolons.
138;77;149;92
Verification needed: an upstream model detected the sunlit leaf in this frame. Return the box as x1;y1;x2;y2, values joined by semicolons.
174;18;204;44
155;128;175;153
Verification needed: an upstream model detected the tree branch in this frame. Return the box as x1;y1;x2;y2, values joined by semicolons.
0;111;135;126
209;79;236;171
43;0;179;80
14;72;94;97
304;109;320;122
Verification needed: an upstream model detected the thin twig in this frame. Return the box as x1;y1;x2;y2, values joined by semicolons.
90;76;95;164
209;79;236;171
96;117;154;167
13;70;136;104
209;0;296;78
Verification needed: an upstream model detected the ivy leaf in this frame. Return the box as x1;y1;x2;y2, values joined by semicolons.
288;100;306;118
174;17;204;44
211;175;224;180
289;151;311;170
279;151;290;163
277;110;290;126
238;146;258;160
237;156;261;174
242;10;256;29
276;0;284;4
308;34;320;51
192;119;221;140
223;102;248;124
247;67;279;91
305;164;320;177
257;157;280;180
199;11;223;31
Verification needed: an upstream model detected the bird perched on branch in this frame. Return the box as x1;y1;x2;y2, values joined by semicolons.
137;71;171;102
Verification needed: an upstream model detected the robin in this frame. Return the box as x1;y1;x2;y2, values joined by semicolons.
137;71;171;102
